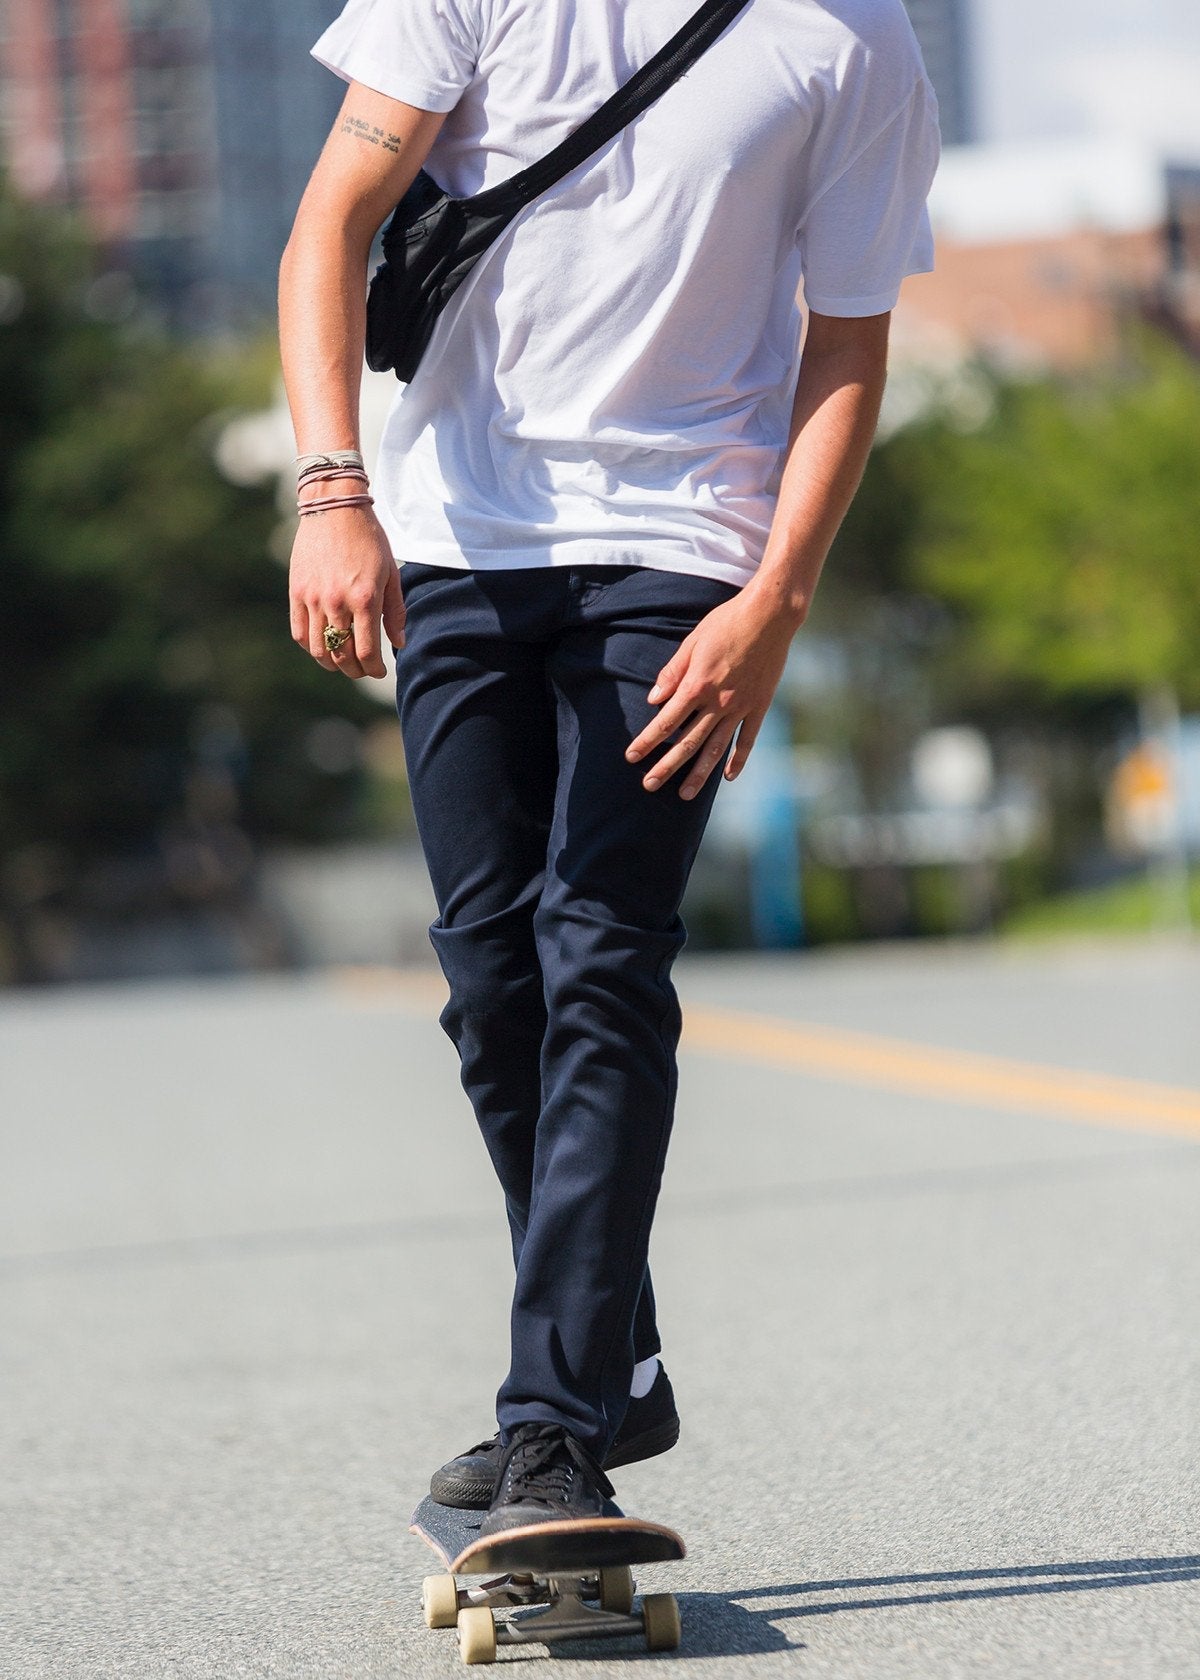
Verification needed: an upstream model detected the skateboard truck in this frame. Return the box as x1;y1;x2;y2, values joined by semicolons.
454;1569;680;1663
412;1496;684;1664
441;1569;681;1664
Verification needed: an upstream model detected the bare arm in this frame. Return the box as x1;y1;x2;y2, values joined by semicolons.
747;309;890;625
279;84;447;678
625;310;890;795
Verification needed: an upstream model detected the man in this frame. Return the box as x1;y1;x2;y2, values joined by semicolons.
279;0;938;1535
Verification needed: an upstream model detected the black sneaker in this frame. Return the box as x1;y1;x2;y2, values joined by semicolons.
480;1422;614;1535
428;1435;502;1509
428;1363;680;1507
603;1363;681;1471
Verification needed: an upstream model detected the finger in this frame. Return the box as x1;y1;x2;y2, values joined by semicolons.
327;620;365;680
641;709;722;791
725;711;765;780
382;565;407;650
353;600;385;679
626;687;705;764
679;719;738;800
290;594;308;650
647;644;691;706
306;606;339;672
315;608;361;677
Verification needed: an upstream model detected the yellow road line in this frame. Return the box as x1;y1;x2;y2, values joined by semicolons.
335;966;447;1007
682;1004;1200;1141
333;965;1200;1141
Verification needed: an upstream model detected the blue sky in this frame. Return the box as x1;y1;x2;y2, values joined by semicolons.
970;0;1200;157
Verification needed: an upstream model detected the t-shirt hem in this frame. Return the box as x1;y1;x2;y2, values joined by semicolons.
310;46;462;113
805;284;904;316
393;542;753;589
804;237;936;319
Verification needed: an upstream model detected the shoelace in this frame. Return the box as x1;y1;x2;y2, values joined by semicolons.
501;1424;615;1504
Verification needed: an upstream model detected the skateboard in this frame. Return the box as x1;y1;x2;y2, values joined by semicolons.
411;1492;685;1664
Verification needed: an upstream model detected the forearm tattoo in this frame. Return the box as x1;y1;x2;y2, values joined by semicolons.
341;115;401;154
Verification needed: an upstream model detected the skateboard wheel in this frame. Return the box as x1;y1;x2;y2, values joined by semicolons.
598;1565;634;1614
642;1592;681;1651
422;1573;459;1629
457;1605;497;1665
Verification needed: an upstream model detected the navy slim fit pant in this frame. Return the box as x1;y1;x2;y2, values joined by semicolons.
395;561;739;1459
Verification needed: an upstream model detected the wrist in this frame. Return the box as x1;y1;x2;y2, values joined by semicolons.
297;482;372;506
295;450;369;507
295;452;374;519
742;566;811;630
296;489;375;518
295;448;364;477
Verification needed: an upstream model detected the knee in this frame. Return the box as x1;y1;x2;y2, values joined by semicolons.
429;914;546;1041
532;901;687;1012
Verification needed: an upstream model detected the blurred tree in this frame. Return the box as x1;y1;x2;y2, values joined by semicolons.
793;341;1200;930
0;181;381;865
888;338;1200;711
801;430;951;817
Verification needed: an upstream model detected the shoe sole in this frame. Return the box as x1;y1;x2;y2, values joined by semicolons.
429;1471;496;1508
601;1414;680;1472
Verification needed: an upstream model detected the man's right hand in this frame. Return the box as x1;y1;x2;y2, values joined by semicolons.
288;503;407;680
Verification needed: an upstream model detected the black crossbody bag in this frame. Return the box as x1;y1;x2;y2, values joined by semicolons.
365;0;752;383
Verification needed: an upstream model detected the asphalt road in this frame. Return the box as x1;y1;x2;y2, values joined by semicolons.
2;937;1198;1679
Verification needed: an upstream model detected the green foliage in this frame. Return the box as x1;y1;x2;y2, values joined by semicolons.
999;866;1200;938
800;345;1200;933
0;181;380;869
887;340;1200;709
799;858;861;945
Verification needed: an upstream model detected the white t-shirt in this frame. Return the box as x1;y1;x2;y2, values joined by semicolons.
312;0;940;588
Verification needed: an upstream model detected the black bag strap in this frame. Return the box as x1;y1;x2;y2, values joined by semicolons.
467;0;754;213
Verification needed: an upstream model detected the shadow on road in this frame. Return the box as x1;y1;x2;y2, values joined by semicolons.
728;1552;1200;1622
530;1558;1199;1661
520;1557;1200;1662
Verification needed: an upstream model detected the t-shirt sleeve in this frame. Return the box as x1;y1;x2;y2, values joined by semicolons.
311;0;482;114
797;75;941;317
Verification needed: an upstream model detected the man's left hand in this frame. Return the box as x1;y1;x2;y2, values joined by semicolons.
624;588;800;799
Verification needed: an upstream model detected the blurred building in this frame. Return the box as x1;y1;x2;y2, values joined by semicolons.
895;137;1200;370
1160;164;1200;356
2;0;984;329
0;0;342;330
901;0;974;146
6;0;1197;365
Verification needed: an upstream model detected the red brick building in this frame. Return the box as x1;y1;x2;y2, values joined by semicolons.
894;138;1200;370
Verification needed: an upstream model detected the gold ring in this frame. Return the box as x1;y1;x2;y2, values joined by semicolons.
323;624;353;654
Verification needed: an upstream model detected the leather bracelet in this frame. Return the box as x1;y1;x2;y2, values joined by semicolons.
295;449;364;476
297;466;370;494
296;493;375;516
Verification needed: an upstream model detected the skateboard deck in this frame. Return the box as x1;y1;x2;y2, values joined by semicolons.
411;1493;686;1664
